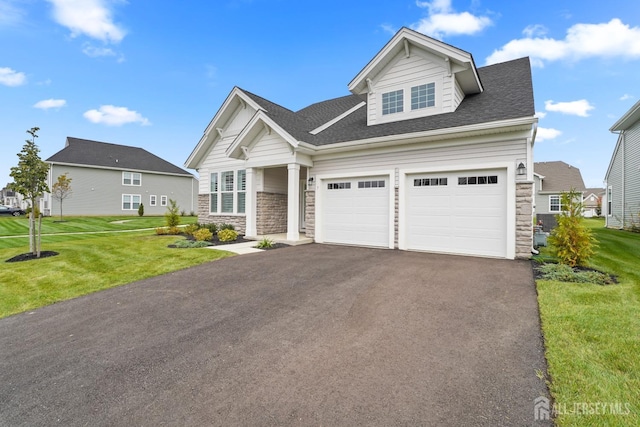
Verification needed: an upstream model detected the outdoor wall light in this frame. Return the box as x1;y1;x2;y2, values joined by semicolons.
308;176;314;185
517;162;526;176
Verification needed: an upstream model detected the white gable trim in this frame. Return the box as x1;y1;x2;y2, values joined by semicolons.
610;99;640;132
185;87;263;169
348;27;482;96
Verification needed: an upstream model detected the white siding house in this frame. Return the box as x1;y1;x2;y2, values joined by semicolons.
605;100;640;229
45;138;198;216
185;28;537;259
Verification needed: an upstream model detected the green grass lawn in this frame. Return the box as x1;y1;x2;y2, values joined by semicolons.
0;217;232;319
536;218;640;426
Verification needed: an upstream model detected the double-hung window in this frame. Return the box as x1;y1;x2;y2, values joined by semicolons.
210;169;246;214
607;187;612;216
122;194;141;210
549;195;561;212
123;172;141;186
150;195;157;206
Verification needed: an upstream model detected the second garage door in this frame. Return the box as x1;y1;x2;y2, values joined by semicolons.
405;169;507;258
322;176;390;248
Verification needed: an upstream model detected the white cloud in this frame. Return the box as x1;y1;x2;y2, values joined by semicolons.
412;0;492;39
522;24;547;38
535;111;547;119
83;105;150;126
486;18;640;66
545;99;594;117
82;44;116;57
0;67;26;86
46;0;126;43
0;0;25;26
34;99;67;109
620;94;633;101
536;127;562;142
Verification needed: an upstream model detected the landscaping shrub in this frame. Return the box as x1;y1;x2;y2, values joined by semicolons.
138;203;144;217
183;224;199;236
167;226;181;235
217;229;238;242
180;210;186;217
155;227;168;235
199;223;218;234
165;199;180;227
171;239;211;248
537;263;615;286
193;228;213;242
255;237;274;249
548;189;597;266
219;223;235;231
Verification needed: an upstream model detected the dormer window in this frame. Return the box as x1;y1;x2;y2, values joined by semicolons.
382;90;404;115
411;83;435;110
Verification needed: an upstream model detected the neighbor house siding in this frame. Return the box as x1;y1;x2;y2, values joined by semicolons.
624;124;640;223
48;164;197;216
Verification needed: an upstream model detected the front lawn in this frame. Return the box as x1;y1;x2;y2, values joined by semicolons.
0;230;232;319
536;218;640;426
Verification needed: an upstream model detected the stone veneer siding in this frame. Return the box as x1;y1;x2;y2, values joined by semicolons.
197;194;246;234
305;190;315;239
515;182;534;259
256;192;287;234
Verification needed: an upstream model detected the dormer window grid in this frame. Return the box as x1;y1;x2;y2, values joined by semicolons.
382;90;404;115
411;83;435;110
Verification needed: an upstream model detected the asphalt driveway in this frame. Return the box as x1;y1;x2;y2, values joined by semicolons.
0;244;550;426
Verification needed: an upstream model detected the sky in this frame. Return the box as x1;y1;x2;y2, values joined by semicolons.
2;0;640;189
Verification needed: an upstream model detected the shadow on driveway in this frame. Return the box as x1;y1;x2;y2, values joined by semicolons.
0;244;551;426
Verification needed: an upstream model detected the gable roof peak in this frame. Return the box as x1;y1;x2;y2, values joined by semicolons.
348;26;482;96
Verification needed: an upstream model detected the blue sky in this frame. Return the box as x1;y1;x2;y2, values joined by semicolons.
2;0;640;189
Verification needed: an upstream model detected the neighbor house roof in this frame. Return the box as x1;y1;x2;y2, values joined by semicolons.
235;56;534;147
47;137;193;176
534;161;586;192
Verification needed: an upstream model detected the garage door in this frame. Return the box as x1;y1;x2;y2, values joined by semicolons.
406;169;507;258
322;176;390;248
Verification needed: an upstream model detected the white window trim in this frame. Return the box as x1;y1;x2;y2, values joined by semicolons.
122;194;141;210
411;82;435;111
150;195;157;206
209;168;246;215
607;186;612;217
160;195;168;207
122;171;142;186
549;195;561;212
376;78;442;124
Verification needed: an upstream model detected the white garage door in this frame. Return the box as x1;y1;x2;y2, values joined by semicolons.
406;169;507;258
322;176;390;248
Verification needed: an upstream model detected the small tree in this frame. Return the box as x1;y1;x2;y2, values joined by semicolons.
165;199;180;227
596;196;602;217
51;173;72;221
138;203;144;217
9;127;50;257
548;189;597;267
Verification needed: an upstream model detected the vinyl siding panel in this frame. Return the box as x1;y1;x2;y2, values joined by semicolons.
311;138;527;177
533;175;552;214
48;165;197;216
263;167;288;194
624;123;640;223
248;132;294;163
607;139;624;228
453;79;464;110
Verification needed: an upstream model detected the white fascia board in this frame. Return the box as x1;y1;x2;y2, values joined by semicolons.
312;117;536;156
226;111;300;159
310;101;366;135
610;99;640;132
185;87;263;169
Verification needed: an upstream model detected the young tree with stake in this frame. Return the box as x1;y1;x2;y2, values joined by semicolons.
52;173;73;221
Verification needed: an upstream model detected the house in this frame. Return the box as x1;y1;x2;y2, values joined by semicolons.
0;184;26;209
605;100;640;229
185;27;537;259
583;188;604;218
533;161;586;230
45;137;198;216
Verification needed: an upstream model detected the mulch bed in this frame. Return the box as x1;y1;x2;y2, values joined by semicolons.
6;251;60;263
169;234;290;250
531;261;618;284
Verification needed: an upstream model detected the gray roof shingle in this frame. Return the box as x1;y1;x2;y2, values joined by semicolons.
236;56;534;146
47;137;193;176
534;161;586;192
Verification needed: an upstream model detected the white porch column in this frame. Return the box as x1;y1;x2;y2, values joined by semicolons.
287;163;300;241
245;167;257;238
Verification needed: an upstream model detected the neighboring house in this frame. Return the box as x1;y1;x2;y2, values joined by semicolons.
0;185;26;209
605;100;640;229
533;161;586;230
45;137;198;216
185;27;537;259
583;188;604;218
